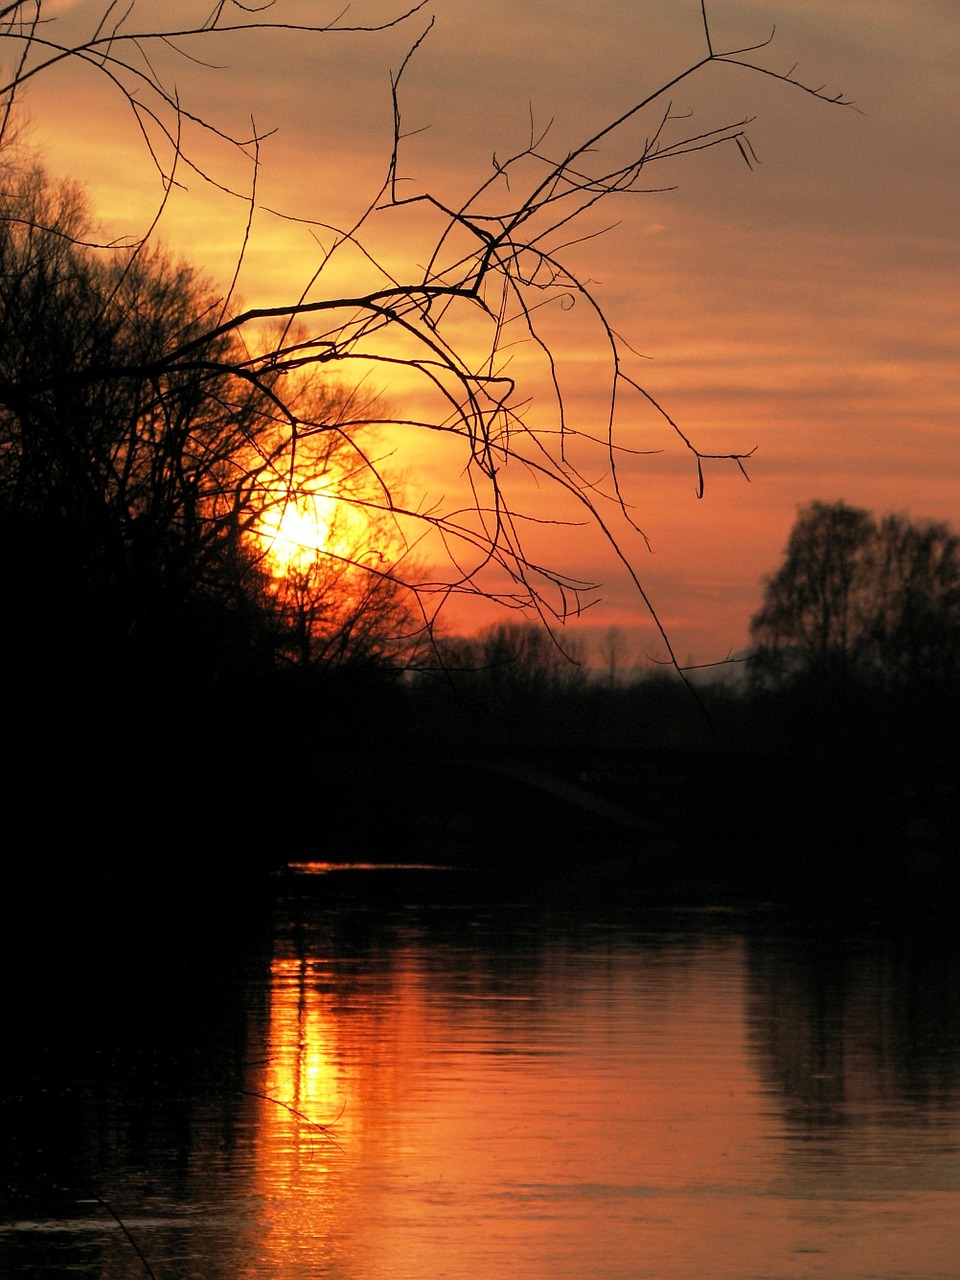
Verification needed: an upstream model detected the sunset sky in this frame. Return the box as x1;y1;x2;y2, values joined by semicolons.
17;0;960;667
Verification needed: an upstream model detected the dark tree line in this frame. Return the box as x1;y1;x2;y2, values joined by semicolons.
398;504;960;861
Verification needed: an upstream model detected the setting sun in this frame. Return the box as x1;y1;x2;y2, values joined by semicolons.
243;453;416;663
256;487;341;575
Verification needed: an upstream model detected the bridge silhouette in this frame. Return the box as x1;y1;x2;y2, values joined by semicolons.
364;740;720;862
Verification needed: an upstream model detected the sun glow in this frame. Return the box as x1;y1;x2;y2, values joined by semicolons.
253;470;380;578
246;441;414;665
257;488;341;575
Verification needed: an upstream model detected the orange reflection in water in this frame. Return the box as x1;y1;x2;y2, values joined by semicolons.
251;947;441;1273
247;929;960;1280
248;935;772;1278
262;957;348;1144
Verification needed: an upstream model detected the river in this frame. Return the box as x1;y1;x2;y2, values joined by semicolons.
3;862;959;1279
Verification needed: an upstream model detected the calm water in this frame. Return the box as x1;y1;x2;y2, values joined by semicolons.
3;865;960;1279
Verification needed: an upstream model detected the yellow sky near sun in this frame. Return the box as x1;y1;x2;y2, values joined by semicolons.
12;0;960;664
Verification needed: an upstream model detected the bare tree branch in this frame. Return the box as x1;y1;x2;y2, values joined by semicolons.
0;1;856;670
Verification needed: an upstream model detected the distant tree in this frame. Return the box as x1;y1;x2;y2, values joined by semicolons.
749;501;960;694
749;501;875;687
599;627;630;689
869;512;960;690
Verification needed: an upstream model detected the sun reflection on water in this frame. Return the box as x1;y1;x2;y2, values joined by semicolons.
237;911;960;1280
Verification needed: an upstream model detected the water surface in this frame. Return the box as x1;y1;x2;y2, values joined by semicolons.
3;867;959;1278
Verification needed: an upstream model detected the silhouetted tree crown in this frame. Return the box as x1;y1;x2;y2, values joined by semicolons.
749;500;960;694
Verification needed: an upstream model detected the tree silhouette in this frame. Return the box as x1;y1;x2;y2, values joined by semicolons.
599;627;631;689
750;500;960;695
0;0;855;668
869;513;960;692
749;501;875;688
0;163;420;686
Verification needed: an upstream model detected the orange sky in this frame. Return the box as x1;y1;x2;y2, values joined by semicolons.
16;0;960;666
